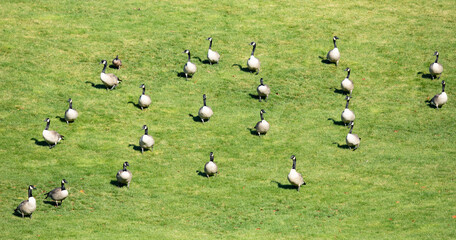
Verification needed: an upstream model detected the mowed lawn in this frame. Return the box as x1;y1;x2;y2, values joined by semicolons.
0;0;455;239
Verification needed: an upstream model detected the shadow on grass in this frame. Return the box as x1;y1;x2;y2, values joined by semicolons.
55;116;67;123
333;142;351;150
12;210;28;218
333;88;348;95
247;127;260;136
109;64;119;70
189;114;202;123
271;180;297;190
110;180;123;188
128;144;142;152
417;71;433;79
127;101;142;110
196;170;208;178
232;64;252;73
43;200;59;207
319;56;334;65
176;71;194;80
30;138;48;147
424;99;437;109
85;81;106;89
248;93;260;100
327;118;346;126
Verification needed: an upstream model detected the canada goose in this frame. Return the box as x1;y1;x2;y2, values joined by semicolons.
254;109;270;136
183;50;197;80
204;152;218;178
100;60;121;90
43;118;64;149
139;125;154;154
206;37;220;65
44;179;68;207
327;36;340;66
430;80;448;109
341;67;354;94
138;84;152;110
287;155;306;191
429;51;443;80
116;162;132;188
112;55;122;69
341;96;355;126
346;121;361;150
198;94;213;123
15;185;36;218
257;78;271;102
247;42;260;74
64;98;78;124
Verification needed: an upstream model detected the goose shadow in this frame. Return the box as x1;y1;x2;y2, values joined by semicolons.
327;118;346;126
333;88;348;95
319;56;333;65
12;210;27;218
43;200;59;207
232;64;253;73
271;180;297;190
247;127;260;136
127;101;142;110
332;142;350;149
128;144;142;152
55;116;67;123
176;72;194;79
85;81;106;89
30;137;48;147
196;170;208;178
248;93;260;100
188;114;203;123
110;180;125;188
109;64;119;69
417;71;433;79
424;99;437;109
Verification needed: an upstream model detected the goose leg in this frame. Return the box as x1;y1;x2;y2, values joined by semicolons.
297;186;300;191
141;106;143;110
259;96;262;102
348;146;352;150
201;118;205;124
141;148;144;154
66;120;69;124
431;74;434;80
127;182;130;188
206;174;209;178
265;96;268;102
29;213;32;219
185;73;188;81
21;212;24;218
55;201;58;207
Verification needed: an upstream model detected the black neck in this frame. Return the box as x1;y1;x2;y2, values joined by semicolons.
28;188;33;198
260;112;264;121
142;87;146;95
210;155;214;162
45;121;50;130
61;182;66;191
144;128;149;135
69;101;73;109
435;54;439;63
333;39;337;48
208;40;212;50
346;70;350;78
345;99;350;109
203;98;207;106
349;124;354;134
187;52;191;62
102;62;107;73
251;44;256;56
123;166;128;171
292;159;296;170
442;84;445;92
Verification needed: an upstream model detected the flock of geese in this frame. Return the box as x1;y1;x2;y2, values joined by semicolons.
15;36;448;219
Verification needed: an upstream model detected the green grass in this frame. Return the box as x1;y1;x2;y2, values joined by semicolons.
1;0;455;239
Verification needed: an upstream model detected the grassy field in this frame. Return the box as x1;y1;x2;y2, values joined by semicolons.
1;0;455;239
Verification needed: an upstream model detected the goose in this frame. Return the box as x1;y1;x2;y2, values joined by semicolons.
287;155;306;191
138;84;152;110
346;121;361;150
198;94;213;123
206;37;220;65
247;42;260;74
429;51;443;80
100;60;121;90
254;109;270;136
112;55;122;69
43;118;64;149
204;152;218;178
327;36;340;66
341;67;354;94
341;96;355;126
116;162;132;188
44;179;68;207
64;98;78;124
430;80;448;109
183;50;197;80
257;78;271;102
15;185;36;218
139;125;154;154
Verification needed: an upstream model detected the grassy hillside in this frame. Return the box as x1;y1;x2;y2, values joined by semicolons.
0;0;455;239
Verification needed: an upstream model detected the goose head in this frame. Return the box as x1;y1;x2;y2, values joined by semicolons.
142;125;148;130
123;161;130;168
207;37;213;41
210;152;214;161
345;67;350;72
183;50;190;54
29;185;36;190
333;36;339;41
100;60;107;65
250;42;256;46
434;51;439;56
45;118;50;123
61;179;68;184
